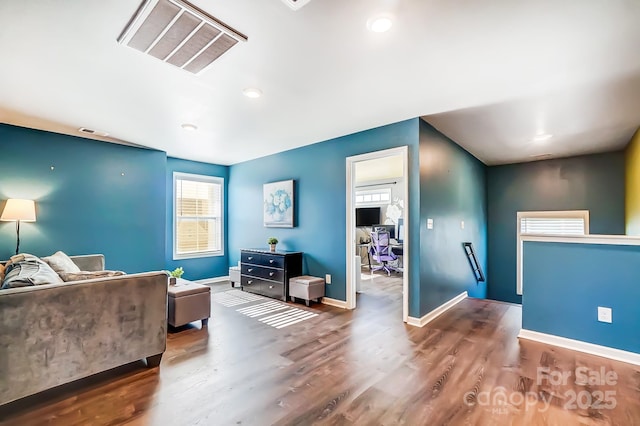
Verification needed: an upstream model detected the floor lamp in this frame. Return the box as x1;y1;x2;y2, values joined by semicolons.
1;199;37;255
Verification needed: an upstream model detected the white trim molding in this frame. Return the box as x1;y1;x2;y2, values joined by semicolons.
345;145;409;322
406;292;468;327
194;275;229;285
518;329;640;366
321;297;349;309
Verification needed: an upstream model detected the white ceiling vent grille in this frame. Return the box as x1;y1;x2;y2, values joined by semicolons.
281;0;312;11
118;0;247;75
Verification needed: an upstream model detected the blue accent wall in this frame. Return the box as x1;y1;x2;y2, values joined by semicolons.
165;157;229;280
418;120;487;313
228;119;422;315
487;152;626;304
0;124;166;272
522;241;640;353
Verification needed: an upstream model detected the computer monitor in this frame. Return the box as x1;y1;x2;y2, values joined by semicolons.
372;224;395;240
356;207;381;227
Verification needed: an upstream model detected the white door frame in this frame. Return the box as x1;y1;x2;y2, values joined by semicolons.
345;146;409;322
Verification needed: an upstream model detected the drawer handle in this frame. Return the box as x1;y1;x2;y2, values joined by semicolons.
269;259;274;264
247;280;253;284
269;272;275;277
269;285;274;289
248;268;253;272
248;256;253;260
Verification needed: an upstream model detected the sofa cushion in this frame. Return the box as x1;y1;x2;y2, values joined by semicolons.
58;270;125;282
1;254;64;289
42;251;81;274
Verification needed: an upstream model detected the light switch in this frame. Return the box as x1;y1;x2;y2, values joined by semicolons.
427;218;433;229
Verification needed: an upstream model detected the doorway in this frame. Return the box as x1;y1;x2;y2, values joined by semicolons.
346;146;409;322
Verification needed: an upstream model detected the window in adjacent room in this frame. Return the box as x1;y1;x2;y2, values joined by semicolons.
516;210;589;295
355;187;392;206
173;172;224;259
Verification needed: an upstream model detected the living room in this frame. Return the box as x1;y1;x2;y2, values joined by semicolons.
1;0;640;424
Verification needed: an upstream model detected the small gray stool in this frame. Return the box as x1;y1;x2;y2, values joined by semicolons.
289;275;325;306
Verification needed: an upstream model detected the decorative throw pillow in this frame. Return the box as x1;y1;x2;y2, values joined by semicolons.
0;262;5;283
42;251;81;274
1;254;64;289
58;270;126;282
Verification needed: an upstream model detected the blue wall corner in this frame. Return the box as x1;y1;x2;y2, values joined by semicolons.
0;124;166;272
487;152;626;304
418;120;488;313
228;119;422;313
522;241;640;353
165;157;230;280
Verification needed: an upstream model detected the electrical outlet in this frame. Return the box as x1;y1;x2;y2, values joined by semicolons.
427;218;433;229
325;274;331;284
461;221;465;229
597;307;612;323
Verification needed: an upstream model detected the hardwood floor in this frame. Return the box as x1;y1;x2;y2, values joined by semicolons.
1;279;639;425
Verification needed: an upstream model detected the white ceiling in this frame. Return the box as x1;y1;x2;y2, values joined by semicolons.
0;0;639;166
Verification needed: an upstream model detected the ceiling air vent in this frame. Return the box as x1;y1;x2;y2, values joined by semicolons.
118;0;247;75
281;0;312;11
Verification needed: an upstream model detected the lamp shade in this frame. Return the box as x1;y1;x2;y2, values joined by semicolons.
1;199;36;222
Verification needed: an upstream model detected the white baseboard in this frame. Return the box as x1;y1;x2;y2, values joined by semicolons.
194;276;229;285
518;329;640;366
321;297;349;309
406;291;468;327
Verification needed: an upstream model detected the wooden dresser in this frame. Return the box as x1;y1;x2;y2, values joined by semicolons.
240;249;303;300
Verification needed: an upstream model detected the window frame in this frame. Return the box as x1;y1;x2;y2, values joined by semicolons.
355;187;392;206
173;172;225;260
516;210;589;295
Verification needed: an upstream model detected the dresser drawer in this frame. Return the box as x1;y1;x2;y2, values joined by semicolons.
261;254;284;268
261;267;284;282
241;251;261;264
241;275;262;290
261;281;284;299
241;263;261;276
241;264;284;282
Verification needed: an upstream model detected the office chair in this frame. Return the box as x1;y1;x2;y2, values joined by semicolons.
369;228;399;276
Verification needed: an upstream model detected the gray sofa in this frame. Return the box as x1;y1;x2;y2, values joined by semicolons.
0;254;168;406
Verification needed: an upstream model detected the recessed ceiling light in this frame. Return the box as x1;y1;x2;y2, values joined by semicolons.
243;88;263;98
367;15;393;33
532;133;553;142
181;123;198;131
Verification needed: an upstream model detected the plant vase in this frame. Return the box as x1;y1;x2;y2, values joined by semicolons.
270;244;277;252
169;276;177;285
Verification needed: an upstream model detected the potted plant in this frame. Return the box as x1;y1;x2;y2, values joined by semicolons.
168;267;184;285
267;237;278;252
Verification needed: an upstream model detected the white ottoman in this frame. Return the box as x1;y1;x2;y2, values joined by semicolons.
229;266;241;288
289;275;325;306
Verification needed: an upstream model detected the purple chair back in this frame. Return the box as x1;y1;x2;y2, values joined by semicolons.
371;229;396;261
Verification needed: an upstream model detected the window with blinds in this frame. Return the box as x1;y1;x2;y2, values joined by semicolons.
516;210;589;295
173;173;224;259
520;217;586;236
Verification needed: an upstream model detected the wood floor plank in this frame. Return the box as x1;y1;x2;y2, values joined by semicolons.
1;271;639;425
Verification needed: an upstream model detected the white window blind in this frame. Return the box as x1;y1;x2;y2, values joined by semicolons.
174;173;224;259
520;217;585;236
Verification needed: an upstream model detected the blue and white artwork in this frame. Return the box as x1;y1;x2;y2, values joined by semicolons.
263;180;294;227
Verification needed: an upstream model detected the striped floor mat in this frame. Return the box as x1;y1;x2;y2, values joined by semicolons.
213;290;319;329
211;289;265;307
